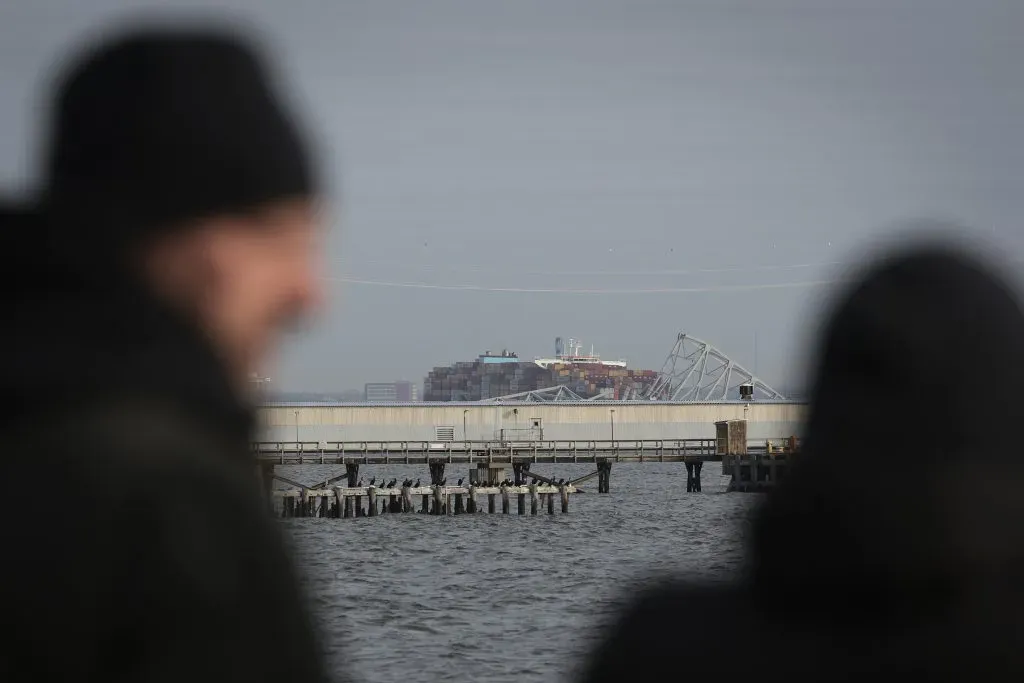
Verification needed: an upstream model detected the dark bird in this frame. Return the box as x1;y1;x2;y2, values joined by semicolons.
414;478;420;487
388;478;397;488
357;479;363;487
457;478;464;486
369;477;376;486
558;478;565;486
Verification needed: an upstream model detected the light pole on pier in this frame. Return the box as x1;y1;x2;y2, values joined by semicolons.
294;410;299;446
610;409;615;443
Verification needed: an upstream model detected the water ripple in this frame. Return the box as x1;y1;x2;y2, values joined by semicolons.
281;463;755;683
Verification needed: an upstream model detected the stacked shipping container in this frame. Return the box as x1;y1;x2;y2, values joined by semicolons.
423;352;659;401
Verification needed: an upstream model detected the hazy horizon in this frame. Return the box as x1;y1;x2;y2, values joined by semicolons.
3;0;1022;392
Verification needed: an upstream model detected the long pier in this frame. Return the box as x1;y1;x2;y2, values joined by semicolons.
254;438;724;497
256;423;800;516
253;438;720;464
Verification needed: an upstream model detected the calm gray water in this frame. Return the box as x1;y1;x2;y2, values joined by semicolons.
279;463;760;683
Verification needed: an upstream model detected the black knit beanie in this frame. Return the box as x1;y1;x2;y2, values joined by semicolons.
39;25;317;258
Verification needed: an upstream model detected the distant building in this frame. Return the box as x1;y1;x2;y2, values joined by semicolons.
364;380;419;402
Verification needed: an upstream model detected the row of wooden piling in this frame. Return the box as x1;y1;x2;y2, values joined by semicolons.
723;453;789;492
275;484;574;518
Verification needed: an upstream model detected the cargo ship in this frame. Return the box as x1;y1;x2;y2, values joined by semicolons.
533;337;627;369
423;337;654;402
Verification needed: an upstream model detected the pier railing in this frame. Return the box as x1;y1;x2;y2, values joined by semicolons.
252;438;729;464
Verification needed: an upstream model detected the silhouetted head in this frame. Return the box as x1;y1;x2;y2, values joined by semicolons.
36;23;324;388
750;242;1024;627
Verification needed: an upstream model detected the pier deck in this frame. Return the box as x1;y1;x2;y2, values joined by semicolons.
253;438;722;465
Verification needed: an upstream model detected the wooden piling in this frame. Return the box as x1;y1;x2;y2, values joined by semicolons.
259;461;275;511
355;495;363;517
530;483;538;515
597;459;612;493
421;494;430;514
501;486;510;514
345;463;359;487
517;492;526;515
433;485;444;516
367;487;377;517
547;492;554;514
333;486;345;518
488;493;496;514
468;486;477;513
402;485;413;513
455;493;464;515
559;484;569;513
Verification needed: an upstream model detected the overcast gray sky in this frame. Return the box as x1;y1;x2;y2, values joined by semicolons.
2;0;1022;393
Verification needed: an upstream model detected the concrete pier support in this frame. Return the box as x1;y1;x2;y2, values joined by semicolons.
685;461;703;492
596;459;612;493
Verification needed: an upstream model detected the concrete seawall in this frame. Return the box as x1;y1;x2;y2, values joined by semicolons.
257;400;806;443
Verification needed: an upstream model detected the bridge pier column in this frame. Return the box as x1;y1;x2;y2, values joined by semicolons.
597;459;612;493
429;462;446;485
345;463;359;487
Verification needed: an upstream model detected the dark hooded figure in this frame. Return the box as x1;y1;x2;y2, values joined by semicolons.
578;243;1024;680
0;25;333;683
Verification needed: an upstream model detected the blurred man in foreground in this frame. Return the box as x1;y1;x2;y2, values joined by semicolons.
0;23;331;682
